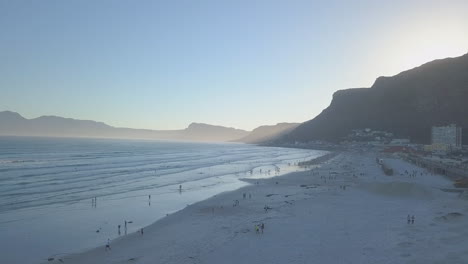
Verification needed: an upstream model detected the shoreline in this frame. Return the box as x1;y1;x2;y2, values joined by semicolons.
44;151;336;263
49;150;468;264
1;139;325;264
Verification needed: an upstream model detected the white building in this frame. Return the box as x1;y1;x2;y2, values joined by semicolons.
431;124;462;150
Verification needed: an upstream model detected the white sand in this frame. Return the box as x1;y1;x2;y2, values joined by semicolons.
49;151;468;264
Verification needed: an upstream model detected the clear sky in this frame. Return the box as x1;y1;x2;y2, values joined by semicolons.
1;0;467;131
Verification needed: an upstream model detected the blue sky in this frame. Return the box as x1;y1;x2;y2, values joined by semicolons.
1;0;467;130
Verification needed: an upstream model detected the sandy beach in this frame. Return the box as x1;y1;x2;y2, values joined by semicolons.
49;150;468;264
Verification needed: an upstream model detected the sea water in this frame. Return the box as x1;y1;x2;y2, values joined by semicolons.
0;136;325;263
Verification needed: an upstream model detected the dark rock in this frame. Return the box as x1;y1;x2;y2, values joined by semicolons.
281;53;468;144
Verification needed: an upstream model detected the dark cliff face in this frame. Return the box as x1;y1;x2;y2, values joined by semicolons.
283;53;468;144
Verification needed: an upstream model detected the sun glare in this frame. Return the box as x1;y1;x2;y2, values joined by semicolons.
384;23;468;75
403;44;466;70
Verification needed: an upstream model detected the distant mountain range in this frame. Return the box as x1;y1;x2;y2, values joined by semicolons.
281;52;468;144
0;111;298;143
5;54;466;145
0;111;249;142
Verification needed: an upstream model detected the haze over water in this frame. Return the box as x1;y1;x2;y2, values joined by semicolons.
0;136;325;264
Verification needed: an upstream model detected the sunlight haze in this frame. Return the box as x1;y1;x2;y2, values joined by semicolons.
1;0;467;130
3;2;468;264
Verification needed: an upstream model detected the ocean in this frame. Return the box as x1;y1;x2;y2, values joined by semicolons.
0;136;325;263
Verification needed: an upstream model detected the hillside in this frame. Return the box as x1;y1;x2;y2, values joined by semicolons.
282;53;468;144
235;123;300;144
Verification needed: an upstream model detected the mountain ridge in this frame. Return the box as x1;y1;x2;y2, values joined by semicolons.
281;52;468;144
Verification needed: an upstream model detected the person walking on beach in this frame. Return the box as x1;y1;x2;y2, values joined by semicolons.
261;223;264;234
411;215;415;224
255;225;259;234
105;239;111;251
125;220;127;229
140;228;144;235
407;215;411;224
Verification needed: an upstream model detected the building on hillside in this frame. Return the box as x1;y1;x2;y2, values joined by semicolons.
430;124;462;152
345;129;393;144
390;138;410;145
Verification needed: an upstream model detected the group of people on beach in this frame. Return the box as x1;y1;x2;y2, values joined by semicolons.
407;214;416;224
107;220;144;251
255;223;265;234
404;169;425;178
232;192;256;207
321;175;337;180
117;220;132;235
248;166;282;177
105;239;111;251
233;189;257;209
